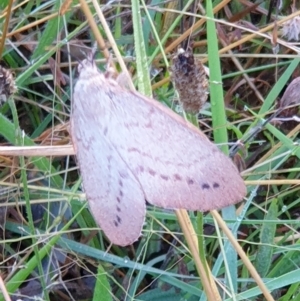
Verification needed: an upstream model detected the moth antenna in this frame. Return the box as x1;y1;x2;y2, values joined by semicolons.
105;54;113;70
104;54;119;79
62;47;89;70
90;42;98;60
91;41;115;65
85;49;97;65
91;41;116;75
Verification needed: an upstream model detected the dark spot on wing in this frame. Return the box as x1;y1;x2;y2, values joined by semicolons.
116;215;121;223
114;178;124;226
103;127;108;136
174;174;182;181
160;174;169;181
106;90;116;99
114;215;122;227
202;183;210;189
118;179;124;202
119;171;128;179
213;182;220;188
128;147;140;153
187;178;194;185
149;106;155;114
200;182;220;190
148;168;156;176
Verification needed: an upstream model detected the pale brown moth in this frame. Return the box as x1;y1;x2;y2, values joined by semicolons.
71;54;246;246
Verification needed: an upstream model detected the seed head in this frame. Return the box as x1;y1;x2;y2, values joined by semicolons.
0;66;17;103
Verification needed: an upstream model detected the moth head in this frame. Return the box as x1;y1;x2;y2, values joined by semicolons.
77;53;99;77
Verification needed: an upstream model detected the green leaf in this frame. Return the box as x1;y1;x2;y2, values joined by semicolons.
93;265;113;301
254;199;278;277
131;0;152;96
31;0;72;60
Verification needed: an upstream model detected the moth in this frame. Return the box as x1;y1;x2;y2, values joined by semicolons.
71;55;246;246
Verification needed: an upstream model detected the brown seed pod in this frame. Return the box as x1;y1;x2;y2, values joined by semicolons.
170;48;208;114
0;65;17;103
